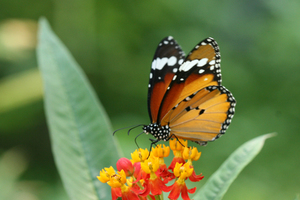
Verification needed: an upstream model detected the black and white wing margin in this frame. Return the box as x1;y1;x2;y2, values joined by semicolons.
147;36;185;123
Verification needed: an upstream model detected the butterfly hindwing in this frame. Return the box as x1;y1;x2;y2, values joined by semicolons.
166;86;236;144
148;36;185;123
143;36;236;146
158;37;222;122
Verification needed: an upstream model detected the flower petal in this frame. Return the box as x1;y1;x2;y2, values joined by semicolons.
180;184;191;200
168;182;182;200
189;170;204;182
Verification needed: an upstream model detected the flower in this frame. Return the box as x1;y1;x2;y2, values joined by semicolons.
151;144;174;182
131;148;149;163
98;139;204;200
182;146;204;182
140;157;171;196
167;162;196;200
116;157;134;176
97;166;116;183
168;138;187;171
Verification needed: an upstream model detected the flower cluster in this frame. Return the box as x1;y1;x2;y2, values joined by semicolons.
97;138;204;200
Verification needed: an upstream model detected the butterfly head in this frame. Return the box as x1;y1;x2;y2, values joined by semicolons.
143;123;171;142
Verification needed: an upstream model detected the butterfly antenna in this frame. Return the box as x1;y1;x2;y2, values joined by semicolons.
134;131;145;149
113;124;144;136
128;124;145;135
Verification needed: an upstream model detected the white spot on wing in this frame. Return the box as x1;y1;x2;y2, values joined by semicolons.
168;56;177;66
173;68;178;73
156;58;168;70
179;60;198;72
164;40;168;45
197;58;208;67
150;73;153;79
199;69;205;74
178;59;184;65
209;60;215;65
168;36;173;40
151;59;157;69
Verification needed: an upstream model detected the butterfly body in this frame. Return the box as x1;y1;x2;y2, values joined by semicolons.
144;36;236;146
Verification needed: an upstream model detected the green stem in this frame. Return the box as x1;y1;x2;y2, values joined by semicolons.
153;194;164;200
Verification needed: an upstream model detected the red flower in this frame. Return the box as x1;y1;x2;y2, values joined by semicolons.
140;175;171;196
156;163;175;183
116;158;134;176
166;162;199;200
168;181;196;200
139;157;171;196
189;169;204;182
168;156;185;171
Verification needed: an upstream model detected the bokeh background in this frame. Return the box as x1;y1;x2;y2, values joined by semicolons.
0;0;299;199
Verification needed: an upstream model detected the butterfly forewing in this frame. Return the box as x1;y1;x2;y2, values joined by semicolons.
167;86;236;144
144;36;236;146
157;37;222;122
148;36;185;123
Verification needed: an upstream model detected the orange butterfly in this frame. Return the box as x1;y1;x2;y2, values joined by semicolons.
143;36;236;146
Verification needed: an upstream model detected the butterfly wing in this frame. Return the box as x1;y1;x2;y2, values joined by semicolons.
148;36;185;123
165;86;236;145
158;37;222;123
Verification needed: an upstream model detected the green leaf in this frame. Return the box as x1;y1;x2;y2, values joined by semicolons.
37;17;122;200
193;133;275;200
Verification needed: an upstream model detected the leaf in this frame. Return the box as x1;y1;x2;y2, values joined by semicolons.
193;133;276;200
37;17;122;200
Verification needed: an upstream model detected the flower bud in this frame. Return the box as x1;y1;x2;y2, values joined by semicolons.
116;157;134;176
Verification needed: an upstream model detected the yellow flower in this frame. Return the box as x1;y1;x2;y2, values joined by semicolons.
173;162;194;180
97;166;115;183
126;177;134;187
107;170;127;188
152;144;170;158
140;157;160;174
182;146;201;162
169;138;187;151
131;148;149;163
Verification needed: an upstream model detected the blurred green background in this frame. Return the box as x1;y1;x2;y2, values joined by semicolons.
0;0;299;199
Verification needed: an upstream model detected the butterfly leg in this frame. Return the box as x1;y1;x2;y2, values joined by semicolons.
168;134;186;147
146;138;161;158
134;131;146;149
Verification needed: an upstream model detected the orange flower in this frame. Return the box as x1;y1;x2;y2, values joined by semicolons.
167;163;197;200
140;157;171;196
182;146;204;182
98;142;204;200
168;138;187;171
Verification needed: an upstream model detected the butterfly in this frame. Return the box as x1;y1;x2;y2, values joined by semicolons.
143;36;236;146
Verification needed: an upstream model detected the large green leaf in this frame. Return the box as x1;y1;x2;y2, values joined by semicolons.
193;133;275;200
37;18;122;200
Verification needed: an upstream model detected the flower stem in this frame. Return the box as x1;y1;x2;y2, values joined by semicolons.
154;194;163;200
